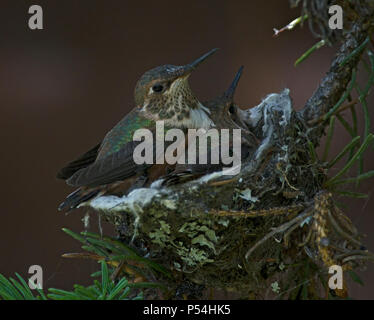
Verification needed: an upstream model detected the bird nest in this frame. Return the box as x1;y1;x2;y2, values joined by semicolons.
93;89;371;298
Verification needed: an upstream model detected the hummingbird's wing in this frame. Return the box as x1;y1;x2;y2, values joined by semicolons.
58;108;155;188
65;139;153;188
56;143;100;180
58;131;180;211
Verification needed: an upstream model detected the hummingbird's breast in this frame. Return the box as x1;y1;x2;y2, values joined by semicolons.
142;79;214;129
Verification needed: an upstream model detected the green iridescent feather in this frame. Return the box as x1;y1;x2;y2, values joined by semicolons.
98;109;154;158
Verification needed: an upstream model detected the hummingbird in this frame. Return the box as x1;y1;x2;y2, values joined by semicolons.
160;66;258;186
57;49;218;211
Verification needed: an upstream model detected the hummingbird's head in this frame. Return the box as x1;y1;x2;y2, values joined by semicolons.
134;49;218;121
207;66;248;129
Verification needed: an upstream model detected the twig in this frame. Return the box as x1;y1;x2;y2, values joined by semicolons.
307;99;359;126
299;22;368;126
298;226;313;247
210;204;304;218
325;134;374;186
327;210;361;246
273;15;308;37
327;136;360;169
322;116;336;161
245;208;313;260
342;255;374;264
295;40;326;66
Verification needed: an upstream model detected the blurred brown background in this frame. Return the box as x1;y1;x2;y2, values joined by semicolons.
0;0;373;299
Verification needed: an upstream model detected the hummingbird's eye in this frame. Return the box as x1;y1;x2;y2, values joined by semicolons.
152;84;164;93
228;104;235;114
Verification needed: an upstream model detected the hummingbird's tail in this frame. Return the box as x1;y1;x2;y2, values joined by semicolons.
56;144;100;180
58;188;101;212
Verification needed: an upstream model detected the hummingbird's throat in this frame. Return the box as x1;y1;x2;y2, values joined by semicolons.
143;78;203;126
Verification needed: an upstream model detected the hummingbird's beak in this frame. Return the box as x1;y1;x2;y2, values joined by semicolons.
223;66;249;130
224;66;244;100
178;48;219;77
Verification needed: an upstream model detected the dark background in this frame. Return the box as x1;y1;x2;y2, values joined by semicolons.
0;0;373;299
